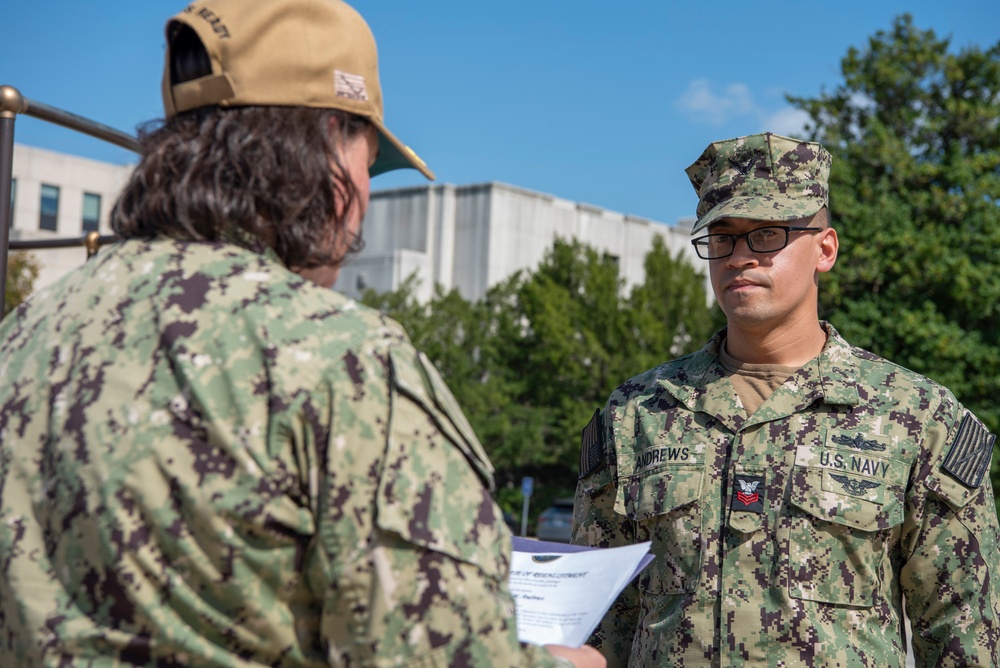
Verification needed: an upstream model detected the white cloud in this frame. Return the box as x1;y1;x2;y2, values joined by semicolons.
676;80;818;138
761;107;811;138
675;79;756;126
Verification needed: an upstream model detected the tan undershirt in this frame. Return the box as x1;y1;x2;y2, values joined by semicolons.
718;338;801;416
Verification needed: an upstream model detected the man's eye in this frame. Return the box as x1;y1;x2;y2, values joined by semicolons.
754;229;779;241
713;235;735;245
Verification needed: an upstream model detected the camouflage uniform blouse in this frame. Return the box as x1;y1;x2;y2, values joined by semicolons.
0;239;564;668
573;326;1000;667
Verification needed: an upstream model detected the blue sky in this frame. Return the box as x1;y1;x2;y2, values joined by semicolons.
2;1;998;226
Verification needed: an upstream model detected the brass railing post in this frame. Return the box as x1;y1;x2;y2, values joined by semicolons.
0;86;26;315
84;231;101;258
0;84;139;317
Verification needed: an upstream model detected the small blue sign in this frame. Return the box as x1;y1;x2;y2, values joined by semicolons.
521;476;534;497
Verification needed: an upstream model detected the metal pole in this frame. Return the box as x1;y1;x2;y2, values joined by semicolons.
0;85;139;316
8;234;117;252
0;87;25;316
19;95;140;153
520;476;534;537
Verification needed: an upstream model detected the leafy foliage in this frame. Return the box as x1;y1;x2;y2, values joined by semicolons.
362;236;715;517
3;252;40;319
789;14;1000;515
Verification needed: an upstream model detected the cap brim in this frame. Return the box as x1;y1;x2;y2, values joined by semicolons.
370;119;434;180
690;196;823;235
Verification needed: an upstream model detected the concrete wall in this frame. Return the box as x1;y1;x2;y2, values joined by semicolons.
9;144;133;290
340;181;707;304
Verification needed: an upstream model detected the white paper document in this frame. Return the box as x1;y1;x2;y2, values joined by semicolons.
509;537;653;648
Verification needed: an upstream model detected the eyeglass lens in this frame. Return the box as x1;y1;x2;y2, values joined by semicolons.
697;227;789;259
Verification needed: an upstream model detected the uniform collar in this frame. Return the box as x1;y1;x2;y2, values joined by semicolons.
658;322;862;431
807;323;864;407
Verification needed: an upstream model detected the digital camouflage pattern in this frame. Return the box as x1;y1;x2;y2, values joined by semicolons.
685;133;832;235
573;324;1000;667
0;238;566;668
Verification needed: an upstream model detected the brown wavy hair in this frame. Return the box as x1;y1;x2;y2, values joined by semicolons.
111;22;368;271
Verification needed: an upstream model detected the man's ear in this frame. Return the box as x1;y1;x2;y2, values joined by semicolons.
327;115;343;143
817;226;838;274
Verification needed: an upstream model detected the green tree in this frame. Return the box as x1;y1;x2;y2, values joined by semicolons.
789;15;1000;513
503;237;716;512
3;252;40;318
628;235;720;372
512;239;626;464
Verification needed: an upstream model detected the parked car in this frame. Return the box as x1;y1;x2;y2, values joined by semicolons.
535;497;575;543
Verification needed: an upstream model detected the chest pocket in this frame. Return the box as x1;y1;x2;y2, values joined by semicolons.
616;463;705;594
785;465;904;607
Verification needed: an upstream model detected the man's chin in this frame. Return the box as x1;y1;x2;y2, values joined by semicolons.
721;304;778;329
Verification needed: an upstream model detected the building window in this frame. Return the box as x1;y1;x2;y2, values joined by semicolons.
82;192;101;233
39;184;59;231
7;178;14;227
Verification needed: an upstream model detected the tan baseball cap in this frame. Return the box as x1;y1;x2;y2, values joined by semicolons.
685;132;830;235
161;0;434;180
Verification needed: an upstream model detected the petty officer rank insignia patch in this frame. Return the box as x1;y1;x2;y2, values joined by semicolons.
731;474;765;513
579;408;607;479
942;412;996;489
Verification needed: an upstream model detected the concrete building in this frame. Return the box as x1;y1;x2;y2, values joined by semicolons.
7;145;705;301
338;181;703;303
8;144;133;290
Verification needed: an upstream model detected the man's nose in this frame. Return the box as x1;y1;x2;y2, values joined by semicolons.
727;236;758;265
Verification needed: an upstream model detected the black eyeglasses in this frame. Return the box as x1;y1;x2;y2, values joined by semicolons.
691;226;822;260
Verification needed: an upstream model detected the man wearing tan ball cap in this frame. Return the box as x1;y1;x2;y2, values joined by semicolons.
0;1;603;667
573;132;1000;666
162;0;434;181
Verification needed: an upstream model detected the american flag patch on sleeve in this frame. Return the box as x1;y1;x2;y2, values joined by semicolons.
579;408;607;479
942;413;996;489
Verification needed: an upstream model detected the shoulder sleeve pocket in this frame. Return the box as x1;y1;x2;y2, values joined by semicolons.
926;411;997;514
388;346;494;487
375;345;506;576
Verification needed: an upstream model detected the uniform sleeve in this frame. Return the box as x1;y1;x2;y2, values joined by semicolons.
309;337;564;667
900;405;1000;667
571;407;637;668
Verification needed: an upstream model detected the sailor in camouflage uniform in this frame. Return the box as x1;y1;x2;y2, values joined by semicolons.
0;1;604;667
572;132;1000;667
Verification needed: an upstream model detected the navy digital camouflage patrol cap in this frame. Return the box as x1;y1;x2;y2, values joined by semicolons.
685;132;831;235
